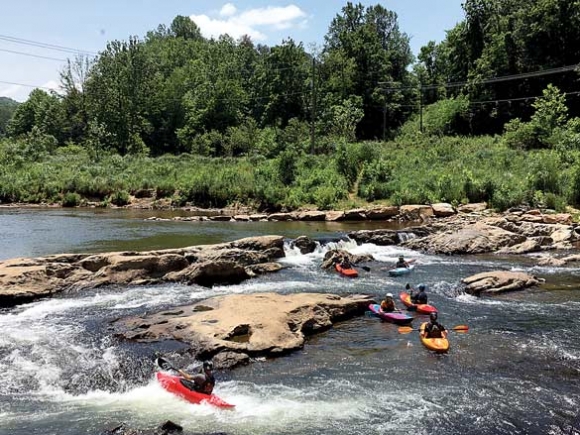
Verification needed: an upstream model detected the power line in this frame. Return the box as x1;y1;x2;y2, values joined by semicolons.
0;48;67;62
0;34;97;56
468;89;580;106
0;79;59;91
379;63;580;92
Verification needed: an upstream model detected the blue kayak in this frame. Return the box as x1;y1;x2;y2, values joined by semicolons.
388;264;415;277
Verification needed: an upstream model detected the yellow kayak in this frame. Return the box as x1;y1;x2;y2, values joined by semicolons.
419;322;449;353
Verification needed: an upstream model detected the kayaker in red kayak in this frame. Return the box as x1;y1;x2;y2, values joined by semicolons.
380;293;398;312
179;361;215;394
410;283;428;305
424;312;446;338
339;258;353;269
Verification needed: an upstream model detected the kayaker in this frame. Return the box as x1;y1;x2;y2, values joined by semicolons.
395;255;410;269
180;361;215;394
339;258;352;269
411;283;428;304
380;293;397;312
424;312;446;338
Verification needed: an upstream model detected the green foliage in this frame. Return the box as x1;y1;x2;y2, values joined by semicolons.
62;192;81;207
504;85;570;150
109;190;131;206
324;96;364;141
0;97;19;136
278;149;298;185
421;96;471;136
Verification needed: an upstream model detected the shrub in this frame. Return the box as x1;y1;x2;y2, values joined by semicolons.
109;190;130;206
62;192;81;207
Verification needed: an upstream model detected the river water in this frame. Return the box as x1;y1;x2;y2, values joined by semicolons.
0;208;579;435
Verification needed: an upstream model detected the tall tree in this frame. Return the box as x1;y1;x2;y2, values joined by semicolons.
322;2;414;139
84;37;153;154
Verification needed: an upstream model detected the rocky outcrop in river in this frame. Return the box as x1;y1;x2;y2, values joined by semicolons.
462;271;545;296
113;292;374;368
0;236;284;308
349;209;579;255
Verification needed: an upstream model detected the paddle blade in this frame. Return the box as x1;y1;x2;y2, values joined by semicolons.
397;326;416;334
361;266;371;272
452;325;469;332
156;357;176;371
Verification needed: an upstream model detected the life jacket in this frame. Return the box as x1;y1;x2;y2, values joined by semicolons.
425;321;443;338
415;291;428;305
381;299;395;312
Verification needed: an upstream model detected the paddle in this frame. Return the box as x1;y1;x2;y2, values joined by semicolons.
156;356;193;380
397;325;469;334
361;266;371;272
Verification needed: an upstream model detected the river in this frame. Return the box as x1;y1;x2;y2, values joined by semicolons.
0;208;579;435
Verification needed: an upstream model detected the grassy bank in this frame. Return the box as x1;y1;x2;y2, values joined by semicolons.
0;134;578;213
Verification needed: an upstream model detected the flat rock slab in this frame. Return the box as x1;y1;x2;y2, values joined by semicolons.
462;271;545;296
0;236;285;308
114;292;374;366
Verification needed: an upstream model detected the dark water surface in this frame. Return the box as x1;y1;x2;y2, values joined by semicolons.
0;208;579;435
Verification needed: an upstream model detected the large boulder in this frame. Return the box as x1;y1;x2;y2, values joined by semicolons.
0;236;286;308
114;292;374;366
462;271;545;296
404;222;526;254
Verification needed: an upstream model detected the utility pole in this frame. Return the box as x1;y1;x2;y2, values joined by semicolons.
310;57;316;154
382;102;387;142
419;85;424;133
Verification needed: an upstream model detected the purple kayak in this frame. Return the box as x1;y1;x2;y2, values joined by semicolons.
368;304;413;325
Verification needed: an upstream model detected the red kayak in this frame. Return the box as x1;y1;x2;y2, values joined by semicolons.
399;292;438;314
335;263;358;278
156;372;235;409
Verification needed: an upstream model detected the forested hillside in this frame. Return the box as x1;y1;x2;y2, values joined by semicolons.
2;0;580;212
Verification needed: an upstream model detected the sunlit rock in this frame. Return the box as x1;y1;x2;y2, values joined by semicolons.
114;292;374;367
462;271;545;296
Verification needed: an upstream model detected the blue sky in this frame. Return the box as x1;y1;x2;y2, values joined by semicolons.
0;1;465;102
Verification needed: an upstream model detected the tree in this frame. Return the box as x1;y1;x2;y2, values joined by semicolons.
0;97;19;136
84;37;153;154
322;2;414;139
6;89;64;142
59;55;93;144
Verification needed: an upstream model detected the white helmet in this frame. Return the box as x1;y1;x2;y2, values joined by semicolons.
386;293;393;298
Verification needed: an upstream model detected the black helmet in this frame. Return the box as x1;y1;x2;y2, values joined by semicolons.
429;312;438;321
203;361;213;371
418;283;426;291
399;255;404;260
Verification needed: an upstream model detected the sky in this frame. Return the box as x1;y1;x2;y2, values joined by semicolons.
0;1;465;102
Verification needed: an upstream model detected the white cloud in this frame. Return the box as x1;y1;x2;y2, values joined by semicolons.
190;3;307;41
42;80;61;92
0;84;22;99
219;3;237;17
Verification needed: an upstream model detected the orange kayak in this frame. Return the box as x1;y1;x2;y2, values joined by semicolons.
335;263;358;278
419;322;449;353
399;292;437;314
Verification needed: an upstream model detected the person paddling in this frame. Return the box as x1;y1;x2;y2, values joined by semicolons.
411;283;428;305
424;312;446;338
179;361;215;394
380;293;398;312
394;255;410;269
